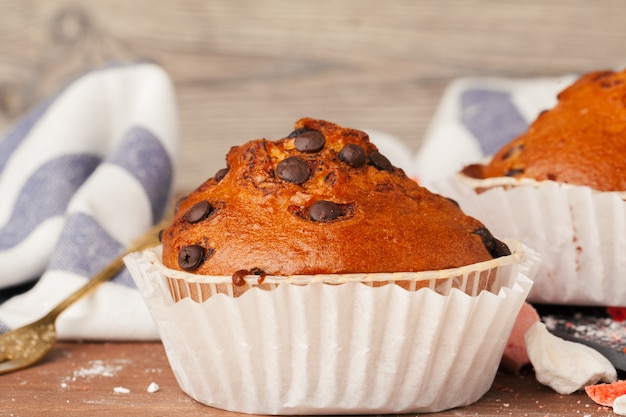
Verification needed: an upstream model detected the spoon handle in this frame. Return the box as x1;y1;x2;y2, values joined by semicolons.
47;218;167;320
48;253;127;319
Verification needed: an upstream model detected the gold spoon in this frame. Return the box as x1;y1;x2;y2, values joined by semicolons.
0;214;170;375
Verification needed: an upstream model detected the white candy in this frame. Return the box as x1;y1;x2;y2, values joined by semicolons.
113;386;131;394
525;322;617;394
613;395;626;416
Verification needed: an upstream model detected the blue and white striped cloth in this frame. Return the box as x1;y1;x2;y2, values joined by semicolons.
364;74;578;188
0;63;178;340
0;67;575;340
412;73;578;188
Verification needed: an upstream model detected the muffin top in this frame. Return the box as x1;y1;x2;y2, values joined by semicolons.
161;118;509;277
464;69;626;192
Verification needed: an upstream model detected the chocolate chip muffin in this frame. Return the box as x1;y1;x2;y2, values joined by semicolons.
161;118;510;283
442;69;626;305
462;69;626;191
126;119;536;412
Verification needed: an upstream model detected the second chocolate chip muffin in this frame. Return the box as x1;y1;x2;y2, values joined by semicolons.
464;69;626;192
161;118;510;278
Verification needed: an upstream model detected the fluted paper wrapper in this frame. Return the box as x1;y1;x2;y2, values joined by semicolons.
125;242;537;415
434;174;626;306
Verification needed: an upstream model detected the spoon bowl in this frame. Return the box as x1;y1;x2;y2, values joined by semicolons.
0;214;170;375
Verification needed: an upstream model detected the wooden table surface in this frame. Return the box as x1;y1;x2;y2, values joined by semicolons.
0;341;615;417
1;1;626;416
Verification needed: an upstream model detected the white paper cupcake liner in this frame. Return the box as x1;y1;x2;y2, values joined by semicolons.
434;174;626;306
124;241;537;415
152;241;528;302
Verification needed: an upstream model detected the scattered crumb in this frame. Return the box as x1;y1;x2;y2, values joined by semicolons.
543;310;626;361
61;359;130;386
147;382;160;393
73;360;124;379
113;386;131;394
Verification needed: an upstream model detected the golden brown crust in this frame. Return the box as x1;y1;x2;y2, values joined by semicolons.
473;70;626;192
162;118;506;276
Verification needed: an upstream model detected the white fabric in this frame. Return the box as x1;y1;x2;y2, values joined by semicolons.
0;63;178;340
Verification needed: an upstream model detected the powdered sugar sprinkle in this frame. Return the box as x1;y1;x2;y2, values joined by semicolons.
61;359;130;386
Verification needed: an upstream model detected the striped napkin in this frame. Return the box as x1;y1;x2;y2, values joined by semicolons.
411;74;578;188
0;63;178;340
364;74;578;188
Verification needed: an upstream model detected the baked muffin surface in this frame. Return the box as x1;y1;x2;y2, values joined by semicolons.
471;70;626;191
162;118;508;276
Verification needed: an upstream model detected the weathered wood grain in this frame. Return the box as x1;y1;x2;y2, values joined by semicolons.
0;341;607;417
1;1;625;191
1;2;624;415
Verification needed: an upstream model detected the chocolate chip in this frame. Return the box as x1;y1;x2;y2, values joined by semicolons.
501;144;524;161
287;127;308;138
232;270;249;286
185;200;212;223
294;130;325;153
593;71;613;81
446;197;460;208
309;200;340;222
600;80;614;89
250;267;266;275
324;171;338;186
504;168;525;176
492;239;511;257
472;227;511;258
178;245;205;270
158;229;163;242
232;267;268;285
460;163;484;179
276;156;311;184
215;168;229;182
368;151;393;171
338;144;366;167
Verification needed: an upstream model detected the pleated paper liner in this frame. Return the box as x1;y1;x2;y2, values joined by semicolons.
434;172;626;305
125;240;538;414
149;240;527;302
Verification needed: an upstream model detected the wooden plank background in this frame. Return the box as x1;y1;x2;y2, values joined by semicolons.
1;0;625;193
2;2;626;415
